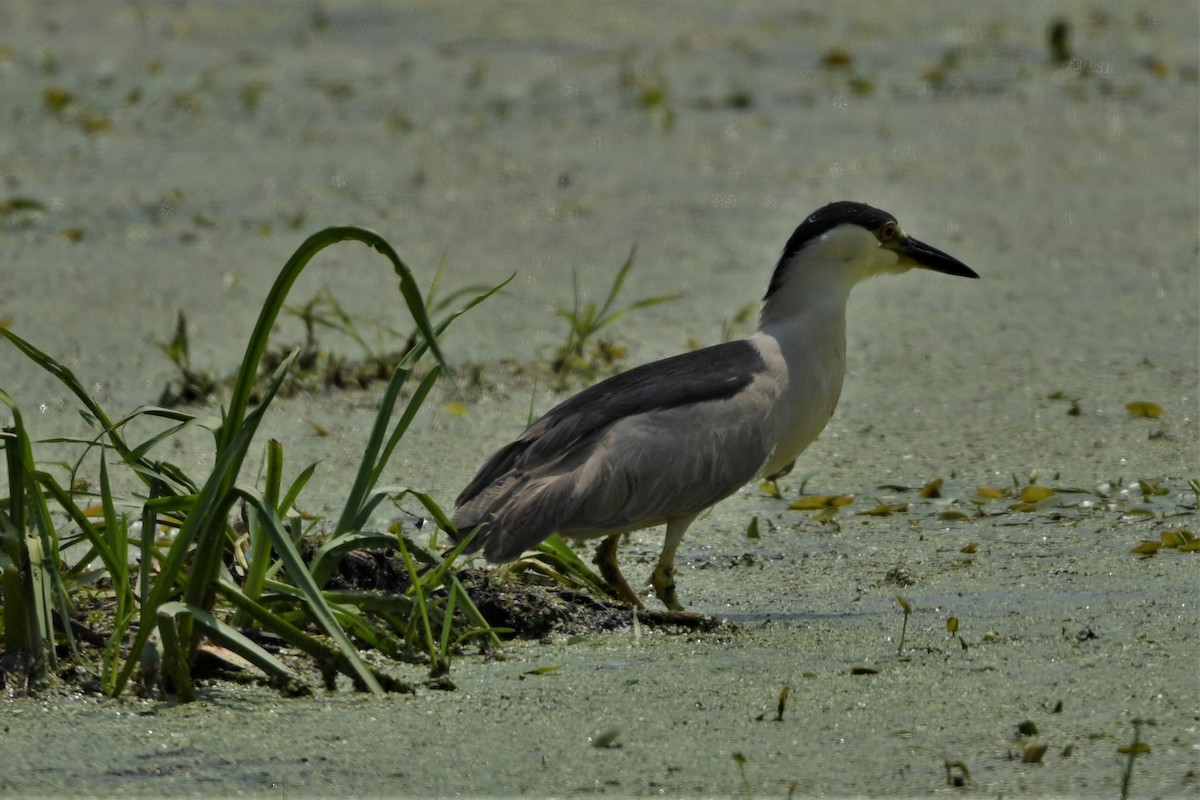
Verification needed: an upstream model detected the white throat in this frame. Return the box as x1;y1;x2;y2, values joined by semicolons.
759;225;904;328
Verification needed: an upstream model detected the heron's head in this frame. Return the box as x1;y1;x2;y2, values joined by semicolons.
763;202;978;313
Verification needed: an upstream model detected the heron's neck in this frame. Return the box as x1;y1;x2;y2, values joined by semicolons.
757;261;856;331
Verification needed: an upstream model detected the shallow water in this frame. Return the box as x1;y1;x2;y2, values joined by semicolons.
1;1;1197;797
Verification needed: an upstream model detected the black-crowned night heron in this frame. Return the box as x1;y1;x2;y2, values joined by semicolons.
452;201;978;610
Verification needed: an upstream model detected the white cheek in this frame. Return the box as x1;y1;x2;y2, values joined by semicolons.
873;247;906;273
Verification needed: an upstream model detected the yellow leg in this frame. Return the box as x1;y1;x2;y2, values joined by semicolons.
649;514;698;612
593;534;645;609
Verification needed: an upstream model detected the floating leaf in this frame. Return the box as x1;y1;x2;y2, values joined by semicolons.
1017;720;1039;736
590;728;622;749
946;617;959;634
789;494;853;510
977;486;1008;499
523;664;561;676
919;478;943;498
43;86;74;111
1159;529;1195;548
877;483;917;492
1130;540;1161;555
960;543;978;554
938;510;971;522
443;401;468;417
1137;478;1169;497
1125;401;1162;419
305;419;329;437
1022;743;1048;763
80;112;113;134
745;516;760;540
1020;485;1056;503
845;665;879;675
820;48;854;69
895;594;911;615
1117;742;1151;755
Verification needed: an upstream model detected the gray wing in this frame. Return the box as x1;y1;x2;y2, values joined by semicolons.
452;339;777;562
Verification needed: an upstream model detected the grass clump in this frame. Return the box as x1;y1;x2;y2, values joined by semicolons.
157;253;495;406
552;245;678;384
0;226;507;700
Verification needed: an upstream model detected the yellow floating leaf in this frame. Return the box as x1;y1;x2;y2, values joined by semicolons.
1125;401;1162;419
976;486;1008;499
789;494;853;510
305;419;329;437
523;664;561;676
919;478;944;498
82;503;104;517
444;401;468;417
1117;742;1151;755
938;510;971;522
946;617;959;634
1130;540;1161;555
1159;529;1194;548
1137;478;1169;497
1179;541;1200;553
960;543;978;554
895;594;912;615
1020;485;1056;503
1022;743;1048;764
43;86;73;111
820;48;855;69
758;481;781;498
80;112;112;134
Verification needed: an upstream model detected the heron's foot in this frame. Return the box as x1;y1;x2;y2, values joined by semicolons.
651;564;683;612
593;535;646;610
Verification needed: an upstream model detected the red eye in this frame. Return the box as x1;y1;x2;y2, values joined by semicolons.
878;222;897;241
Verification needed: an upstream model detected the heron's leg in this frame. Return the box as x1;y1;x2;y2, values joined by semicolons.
593;534;645;609
763;460;796;497
764;460;796;481
650;513;699;611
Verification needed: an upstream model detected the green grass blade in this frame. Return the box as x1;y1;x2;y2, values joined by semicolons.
158;601;304;696
219;226;448;456
0;330;127;459
395;531;442;675
232;485;382;694
595;244;637;322
533;535;611;598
